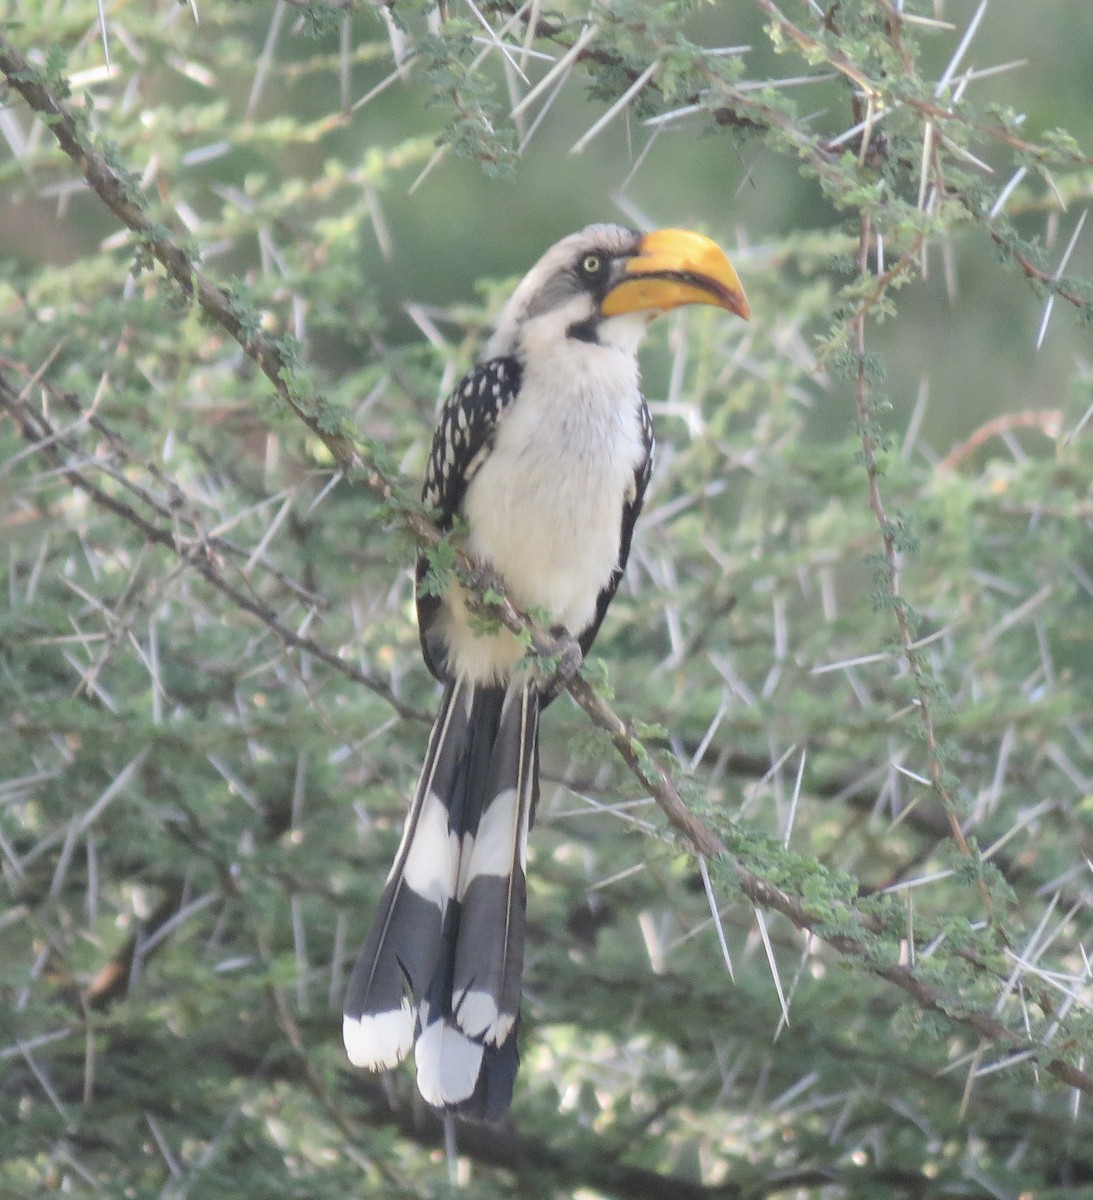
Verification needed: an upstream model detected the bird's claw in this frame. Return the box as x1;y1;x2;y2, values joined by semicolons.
540;627;583;699
465;562;505;601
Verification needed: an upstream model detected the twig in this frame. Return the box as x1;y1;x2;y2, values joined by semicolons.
0;373;428;724
938;409;1064;472
849;211;994;918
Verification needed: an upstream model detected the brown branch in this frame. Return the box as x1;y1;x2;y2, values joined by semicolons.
751;0;1093;169
0;37;371;488
987;227;1091;309
848;213;994;919
752;0;879;95
939;409;1064;472
0;374;428;724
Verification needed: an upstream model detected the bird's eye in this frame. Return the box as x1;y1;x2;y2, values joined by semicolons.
581;254;602;275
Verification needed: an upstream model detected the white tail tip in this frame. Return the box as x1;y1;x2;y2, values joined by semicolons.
415;1020;484;1107
343;1004;415;1069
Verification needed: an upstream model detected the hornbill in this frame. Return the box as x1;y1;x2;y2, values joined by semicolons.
343;224;749;1119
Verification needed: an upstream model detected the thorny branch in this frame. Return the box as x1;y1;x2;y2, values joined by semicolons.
939;409;1065;473
0;372;428;723
2;32;1092;1099
511;0;1093;316
848;213;993;917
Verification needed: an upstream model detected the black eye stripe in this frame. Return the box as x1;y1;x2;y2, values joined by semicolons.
526;249;618;320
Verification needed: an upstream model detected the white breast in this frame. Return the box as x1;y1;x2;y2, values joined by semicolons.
462;334;645;635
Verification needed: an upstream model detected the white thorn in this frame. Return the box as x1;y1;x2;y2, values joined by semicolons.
698;856;734;981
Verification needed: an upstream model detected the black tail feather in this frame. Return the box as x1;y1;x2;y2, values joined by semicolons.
344;678;539;1120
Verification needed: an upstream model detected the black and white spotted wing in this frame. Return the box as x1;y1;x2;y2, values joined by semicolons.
417;357;523;680
421;356;524;531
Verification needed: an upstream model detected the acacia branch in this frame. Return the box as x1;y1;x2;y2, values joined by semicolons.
848;212;997;924
0;372;428;723
986;226;1092;309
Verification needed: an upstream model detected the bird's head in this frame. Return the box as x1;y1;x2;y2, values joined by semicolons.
486;223;749;360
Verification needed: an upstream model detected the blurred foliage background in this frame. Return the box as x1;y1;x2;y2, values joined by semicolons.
2;1;1092;1197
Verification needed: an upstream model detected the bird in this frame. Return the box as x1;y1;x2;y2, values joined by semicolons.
343;223;749;1120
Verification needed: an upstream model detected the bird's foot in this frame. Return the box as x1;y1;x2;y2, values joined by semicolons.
464;562;506;605
540;627;583;700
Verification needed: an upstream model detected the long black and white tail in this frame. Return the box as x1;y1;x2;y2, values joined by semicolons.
343;677;539;1120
